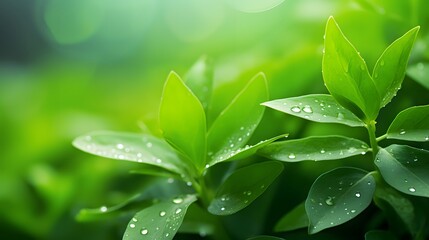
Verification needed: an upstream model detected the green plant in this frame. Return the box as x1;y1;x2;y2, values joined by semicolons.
259;17;429;239
73;57;286;239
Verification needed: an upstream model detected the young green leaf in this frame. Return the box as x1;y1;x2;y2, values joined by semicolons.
365;230;398;240
407;62;429;90
208;134;288;167
305;167;375;234
274;202;308;232
207;73;268;166
386;105;429;142
373;26;419;107
208;161;283;216
129;165;180;179
262;94;365;127
375;145;429;197
184;56;214;113
123;194;197;240
73;131;185;174
160;72;207;170
323;16;380;120
258;135;369;162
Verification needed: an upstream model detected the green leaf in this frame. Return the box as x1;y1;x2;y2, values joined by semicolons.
375;145;429;197
373;174;420;237
305;167;375;234
184;56;214;112
73;131;185;174
322;16;380;120
407;62;429;90
123;194;197;240
386;105;429;142
258;135;369;162
129;165;179;179
208;134;288;167
160;72;207;170
274;202;308;232
365;230;398;240
247;236;285;240
262;94;364;127
207;73;268;165
208;161;283;216
373;26;419;107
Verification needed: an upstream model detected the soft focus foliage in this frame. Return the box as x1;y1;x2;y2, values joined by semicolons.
1;0;429;239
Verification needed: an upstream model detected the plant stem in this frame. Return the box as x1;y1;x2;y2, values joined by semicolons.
366;120;379;157
376;134;387;142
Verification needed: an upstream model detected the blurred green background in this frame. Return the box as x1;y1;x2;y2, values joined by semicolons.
1;0;429;239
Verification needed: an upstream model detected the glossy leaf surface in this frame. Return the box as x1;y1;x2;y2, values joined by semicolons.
306;167;375;234
372;26;419;107
123;194;197;240
323;16;380;120
73;131;184;174
274;202;308;232
386;105;429;142
160;72;207;170
184;56;214;112
262;94;364;127
375;145;429;197
208;161;283;215
207;73;268;165
259;135;369;162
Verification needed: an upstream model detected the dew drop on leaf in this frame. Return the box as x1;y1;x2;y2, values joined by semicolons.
130;223;136;228
100;206;107;212
303;105;313;113
320;149;326;154
409;187;416;193
355;192;361;198
146;142;153;148
325;196;334;206
425;136;429;141
159;211;166;217
399;129;406;135
380;60;385;66
337;112;344;120
175;208;182;214
141;228;148;235
288;153;296;159
116;143;124;149
291;106;301;113
172;197;183;204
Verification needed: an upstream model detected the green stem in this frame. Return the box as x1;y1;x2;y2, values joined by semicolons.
376;134;387;142
366;120;379;157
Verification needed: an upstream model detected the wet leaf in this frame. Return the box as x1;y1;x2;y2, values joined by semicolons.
305;167;375;234
207;73;268;166
123;194;197;240
274;202;308;232
73;131;185;174
208;161;283;215
386;105;429;142
375;145;429;197
323;16;380;120
160;72;207;170
373;26;419;107
259;135;369;162
262;94;364;127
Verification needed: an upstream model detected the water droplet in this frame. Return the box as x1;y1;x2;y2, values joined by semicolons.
260;185;265;189
409;187;416;193
238;137;242;141
320;149;326;154
130;223;136;228
325;196;334;206
355;192;361;198
425;136;429;141
291;106;301;113
399;129;406;135
350;209;356;213
288;153;296;159
132;218;137;222
303;105;313;113
100;206;108;212
380;60;385;66
175;208;182;214
116;143;124;149
240;126;245;131
159;211;166;217
146;142;153;148
165;233;170;237
348;147;357;153
141;228;148;235
172;197;183;204
186;181;192;186
220;207;226;211
337;112;344;120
